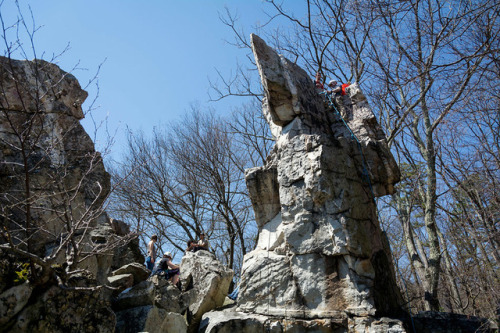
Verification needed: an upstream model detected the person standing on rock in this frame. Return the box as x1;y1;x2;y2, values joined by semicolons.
146;234;157;270
192;233;209;252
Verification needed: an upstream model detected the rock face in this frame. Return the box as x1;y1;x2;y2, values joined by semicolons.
180;251;234;332
241;33;403;317
110;219;145;270
201;310;406;333
9;282;115;333
0;56;121;283
0;57;143;332
202;34;405;332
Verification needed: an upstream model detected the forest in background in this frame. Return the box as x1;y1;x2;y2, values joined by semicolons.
1;0;498;322
111;0;499;319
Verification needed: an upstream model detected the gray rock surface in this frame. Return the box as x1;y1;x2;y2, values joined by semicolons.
115;306;188;333
236;33;403;320
110;219;145;270
0;283;32;326
11;284;115;333
107;273;134;292
111;262;150;285
180;250;233;332
201;309;406;333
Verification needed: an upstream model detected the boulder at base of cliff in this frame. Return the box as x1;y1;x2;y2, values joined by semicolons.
180;250;233;332
0;282;33;327
107;274;134;294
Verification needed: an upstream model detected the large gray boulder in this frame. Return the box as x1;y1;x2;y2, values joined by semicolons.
111;262;150;285
107;274;134;294
180;250;233;332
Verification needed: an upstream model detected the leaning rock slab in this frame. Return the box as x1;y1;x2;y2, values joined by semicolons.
107;273;134;293
180;250;233;332
111;262;150;285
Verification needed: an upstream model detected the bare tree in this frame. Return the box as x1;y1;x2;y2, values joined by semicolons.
110;108;258;273
217;0;500;314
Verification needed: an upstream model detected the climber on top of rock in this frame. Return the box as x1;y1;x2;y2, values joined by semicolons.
339;81;351;96
190;233;209;252
315;71;324;89
314;71;351;96
152;251;180;285
327;80;340;94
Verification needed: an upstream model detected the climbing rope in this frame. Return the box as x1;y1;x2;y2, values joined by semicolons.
319;90;416;333
320;91;374;196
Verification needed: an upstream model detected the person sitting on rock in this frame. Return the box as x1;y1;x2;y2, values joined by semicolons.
192;233;209;252
153;252;180;285
185;240;195;253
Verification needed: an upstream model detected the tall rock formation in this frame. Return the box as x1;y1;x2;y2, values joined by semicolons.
202;34;405;332
0;57;138;332
0;57;120;282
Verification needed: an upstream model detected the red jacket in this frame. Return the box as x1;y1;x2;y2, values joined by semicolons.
341;83;351;96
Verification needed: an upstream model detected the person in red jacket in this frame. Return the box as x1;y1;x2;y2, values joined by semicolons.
341;82;351;96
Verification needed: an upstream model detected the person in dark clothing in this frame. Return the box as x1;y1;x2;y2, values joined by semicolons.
153;252;180;284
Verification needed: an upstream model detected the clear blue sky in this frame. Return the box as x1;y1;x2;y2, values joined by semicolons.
2;0;304;160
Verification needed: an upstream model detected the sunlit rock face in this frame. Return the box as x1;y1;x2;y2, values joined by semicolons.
237;34;404;321
0;56;116;282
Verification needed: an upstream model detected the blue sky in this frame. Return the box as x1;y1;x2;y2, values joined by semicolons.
2;0;303;160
